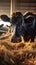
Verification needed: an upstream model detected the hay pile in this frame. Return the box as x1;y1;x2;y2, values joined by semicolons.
0;36;36;65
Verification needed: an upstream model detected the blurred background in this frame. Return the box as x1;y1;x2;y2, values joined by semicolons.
0;0;10;17
0;0;36;17
15;0;36;14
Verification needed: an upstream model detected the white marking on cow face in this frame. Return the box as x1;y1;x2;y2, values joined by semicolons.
0;20;11;26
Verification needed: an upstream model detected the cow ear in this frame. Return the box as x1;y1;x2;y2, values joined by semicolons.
0;15;10;22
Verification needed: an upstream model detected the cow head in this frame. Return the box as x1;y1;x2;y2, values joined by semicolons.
11;12;23;26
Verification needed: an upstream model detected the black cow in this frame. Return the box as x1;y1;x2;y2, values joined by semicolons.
11;12;23;43
23;12;36;42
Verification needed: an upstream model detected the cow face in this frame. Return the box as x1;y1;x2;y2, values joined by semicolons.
11;12;23;43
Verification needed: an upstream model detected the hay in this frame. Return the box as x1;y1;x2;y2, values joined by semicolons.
0;36;36;65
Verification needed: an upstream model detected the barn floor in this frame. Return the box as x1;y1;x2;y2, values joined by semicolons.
0;33;36;65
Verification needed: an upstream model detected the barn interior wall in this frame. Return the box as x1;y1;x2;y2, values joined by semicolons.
0;0;10;17
15;0;36;14
0;0;36;17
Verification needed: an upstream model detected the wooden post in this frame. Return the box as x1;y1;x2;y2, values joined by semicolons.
12;0;15;12
10;0;12;17
10;0;15;17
